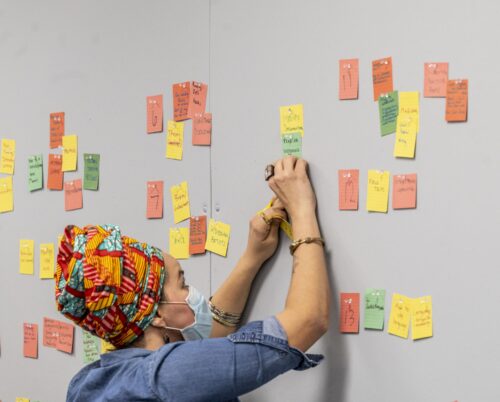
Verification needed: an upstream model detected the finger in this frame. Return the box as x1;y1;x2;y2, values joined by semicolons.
283;155;298;172
267;207;288;222
270;197;285;210
295;158;308;176
273;158;284;175
254;212;273;235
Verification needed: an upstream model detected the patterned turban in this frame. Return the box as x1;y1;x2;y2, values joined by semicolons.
55;224;166;347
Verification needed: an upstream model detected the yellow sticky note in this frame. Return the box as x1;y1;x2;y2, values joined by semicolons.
40;243;55;279
20;239;35;275
280;104;304;136
399;91;419;132
366;170;390;213
15;398;30;402
166;120;184;160
169;228;189;259
171;181;190;223
62;134;78;172
0;176;14;213
394;116;417;158
101;339;115;354
258;199;293;240
411;296;433;340
205;219;231;257
0;138;16;174
388;293;412;339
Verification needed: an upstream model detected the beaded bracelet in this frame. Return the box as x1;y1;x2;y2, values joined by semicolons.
289;236;325;255
208;297;242;327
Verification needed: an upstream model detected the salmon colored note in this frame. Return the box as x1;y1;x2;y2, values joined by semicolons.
0;176;14;213
50;112;65;148
188;81;208;118
23;323;38;359
40;243;55;279
47;154;63;190
147;181;163;219
56;321;74;353
0;138;16;174
411;296;433;340
366;170;390;213
280;104;304;136
424;63;448;97
169;228;190;259
388;293;412;339
446;79;468;122
43;317;58;348
171;181;190;223
339;59;359;100
166;120;184;160
147;95;163;133
205;219;231;257
19;239;34;275
192;112;212;145
392;174;417;209
62;134;78;172
64;179;83;211
339;292;360;333
189;215;207;255
338;169;359;210
372;57;393;101
173;82;190;121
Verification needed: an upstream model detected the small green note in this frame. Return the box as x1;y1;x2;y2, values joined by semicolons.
282;133;302;157
28;154;43;192
364;288;386;330
84;153;100;190
83;331;101;364
379;91;398;136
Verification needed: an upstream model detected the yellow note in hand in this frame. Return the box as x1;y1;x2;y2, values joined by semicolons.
62;134;78;171
411;296;433;340
20;239;35;275
205;219;231;257
0;176;14;213
169;228;189;259
394;116;417;158
40;243;55;279
399;91;419;132
101;338;116;354
388;293;412;339
171;181;190;223
280;104;304;136
258;199;293;240
366;170;390;212
166;120;184;160
0;138;16;174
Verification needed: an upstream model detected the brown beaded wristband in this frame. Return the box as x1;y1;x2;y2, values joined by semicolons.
289;236;325;255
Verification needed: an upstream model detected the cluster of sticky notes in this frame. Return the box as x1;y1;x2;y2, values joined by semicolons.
19;239;55;278
280;104;304;157
43;317;75;353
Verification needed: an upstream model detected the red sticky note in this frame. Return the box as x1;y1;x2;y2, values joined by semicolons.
392;173;417;209
173;82;190;121
43;317;59;348
43;317;74;354
340;293;360;333
48;154;63;190
50;112;65;149
424;62;448;98
23;323;38;359
147;95;163;133
64;179;83;211
188;81;208;118
372;57;394;101
189;215;207;255
192;113;212;145
147;180;163;219
446;79;468;122
338;169;359;210
339;59;359;100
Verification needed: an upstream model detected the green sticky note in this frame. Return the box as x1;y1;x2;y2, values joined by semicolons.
84;153;100;190
83;331;101;364
378;91;398;136
364;288;386;330
282;133;302;157
28;154;43;192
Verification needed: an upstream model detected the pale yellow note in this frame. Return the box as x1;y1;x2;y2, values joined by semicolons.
205;219;231;257
20;239;35;275
171;181;190;223
399;91;419;132
388;293;412;339
62;134;78;172
169;228;189;259
166;120;184;160
366;170;390;213
0;138;16;174
101;339;116;354
280;104;304;136
15;398;30;402
411;296;433;340
0;176;14;213
40;243;55;279
394;115;417;158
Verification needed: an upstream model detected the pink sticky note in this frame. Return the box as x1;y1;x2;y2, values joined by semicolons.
340;293;360;333
339;59;359;100
43;317;59;348
188;81;208;118
147;95;163;133
64;179;83;211
392;174;417;209
192;113;212;145
189;215;207;255
147;180;164;219
372;57;394;101
50;112;65;149
23;323;38;359
424;62;449;98
56;321;74;354
173;82;190;121
338;169;359;210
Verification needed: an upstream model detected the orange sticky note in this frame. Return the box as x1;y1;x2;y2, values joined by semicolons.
372;57;394;101
446;79;468;122
50;112;65;149
23;323;38;359
43;317;74;353
173;82;190;121
338;169;359;210
188;81;208;118
147;181;163;219
47;154;63;190
392;174;417;209
424;63;448;97
147;95;163;133
339;59;359;100
340;293;360;333
64;179;83;211
192;112;212;145
189;215;207;255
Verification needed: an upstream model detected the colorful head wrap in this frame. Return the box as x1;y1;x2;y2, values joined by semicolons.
55;224;166;347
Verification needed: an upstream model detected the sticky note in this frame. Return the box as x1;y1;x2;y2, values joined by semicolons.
40;243;55;279
339;58;359;100
192;112;212;145
101;339;116;354
166;120;184;160
388;293;412;339
399;91;419;132
28;154;43;192
0;138;16;174
50;112;65;148
171;181;190;223
147;180;163;219
411;296;433;340
280;104;304;136
205;219;231;257
366;170;390;213
62;134;78;172
364;289;386;330
15;398;30;402
446;79;468;122
392;174;417;209
169;228;190;259
424;63;448;97
173;82;190;121
83;331;101;364
147;94;163;133
378;91;399;136
189;215;207;255
23;323;38;359
188;81;208;118
394;116;417;159
339;292;360;333
64;179;83;211
0;176;14;213
83;153;100;190
20;239;34;275
372;57;393;101
43;317;74;353
47;154;63;190
338;169;359;210
282;133;302;157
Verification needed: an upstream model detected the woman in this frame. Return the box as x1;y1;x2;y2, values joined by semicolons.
56;156;330;401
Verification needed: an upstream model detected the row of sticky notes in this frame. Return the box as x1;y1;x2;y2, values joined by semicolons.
19;240;55;278
340;291;433;340
23;318;75;358
339;170;417;212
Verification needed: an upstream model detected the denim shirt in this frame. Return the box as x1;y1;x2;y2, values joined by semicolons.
67;316;323;402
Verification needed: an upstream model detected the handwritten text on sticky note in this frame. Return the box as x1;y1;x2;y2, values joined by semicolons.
205;219;231;257
169;228;189;259
171;181;190;223
338;169;359;210
366;170;390;213
340;292;360;333
0;138;16;174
